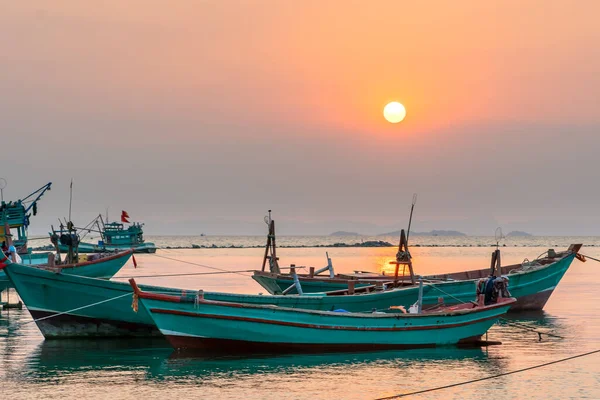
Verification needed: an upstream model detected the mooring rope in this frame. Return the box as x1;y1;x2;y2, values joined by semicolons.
112;270;257;279
149;253;253;277
374;349;600;399
579;253;600;263
148;253;304;278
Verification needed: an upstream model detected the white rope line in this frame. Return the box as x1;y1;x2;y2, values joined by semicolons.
12;292;133;327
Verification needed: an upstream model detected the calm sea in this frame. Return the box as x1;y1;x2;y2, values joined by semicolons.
1;236;599;399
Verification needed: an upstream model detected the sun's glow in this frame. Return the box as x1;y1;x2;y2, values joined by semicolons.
383;102;406;123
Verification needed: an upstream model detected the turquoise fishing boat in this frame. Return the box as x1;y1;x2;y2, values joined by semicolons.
254;245;582;312
58;212;156;254
130;279;515;353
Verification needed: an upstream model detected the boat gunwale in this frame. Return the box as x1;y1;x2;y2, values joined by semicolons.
148;307;511;331
3;249;134;272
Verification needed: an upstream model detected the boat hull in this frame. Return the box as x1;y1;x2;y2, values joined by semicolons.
1;262;160;338
254;253;577;312
140;294;513;354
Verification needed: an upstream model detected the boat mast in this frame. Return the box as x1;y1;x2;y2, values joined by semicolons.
391;194;417;285
261;210;280;274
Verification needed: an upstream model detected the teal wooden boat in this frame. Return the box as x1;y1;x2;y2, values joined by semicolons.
58;215;156;254
253;245;582;312
130;279;515;353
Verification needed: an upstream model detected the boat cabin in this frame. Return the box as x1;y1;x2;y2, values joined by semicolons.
0;201;29;253
101;222;146;246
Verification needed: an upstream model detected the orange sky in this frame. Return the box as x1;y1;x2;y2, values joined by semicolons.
4;1;599;134
3;1;600;234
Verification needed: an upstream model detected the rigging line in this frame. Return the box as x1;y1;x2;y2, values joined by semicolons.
150;253;253;277
421;281;473;305
579;253;600;263
374;349;600;399
112;270;257;279
11;292;133;328
497;318;564;339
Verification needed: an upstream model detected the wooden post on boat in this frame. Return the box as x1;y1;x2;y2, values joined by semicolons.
347;280;355;295
490;249;501;276
489;250;497;276
495;249;502;277
390;229;415;285
261;210;280;274
309;266;315;277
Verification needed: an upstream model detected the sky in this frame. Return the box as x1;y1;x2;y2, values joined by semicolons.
2;1;600;236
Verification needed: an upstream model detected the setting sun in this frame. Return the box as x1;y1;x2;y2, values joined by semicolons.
383;102;406;123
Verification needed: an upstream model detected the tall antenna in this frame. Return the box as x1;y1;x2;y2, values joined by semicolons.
495;227;504;250
0;178;6;202
68;179;73;222
405;193;418;245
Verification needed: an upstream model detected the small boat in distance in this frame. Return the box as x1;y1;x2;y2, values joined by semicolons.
130;278;515;354
57;211;156;254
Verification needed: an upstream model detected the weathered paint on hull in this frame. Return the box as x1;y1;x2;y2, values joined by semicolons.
165;336;438;354
28;309;159;338
509;288;554;311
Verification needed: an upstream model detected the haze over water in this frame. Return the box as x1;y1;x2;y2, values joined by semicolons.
1;237;599;399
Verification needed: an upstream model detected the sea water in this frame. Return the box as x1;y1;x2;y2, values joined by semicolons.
1;236;599;399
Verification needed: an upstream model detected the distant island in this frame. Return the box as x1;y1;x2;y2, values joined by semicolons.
329;231;361;236
506;231;533;237
378;230;467;237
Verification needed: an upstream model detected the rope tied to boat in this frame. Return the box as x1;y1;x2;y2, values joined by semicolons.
421;279;562;339
131;293;139;313
6;292;134;329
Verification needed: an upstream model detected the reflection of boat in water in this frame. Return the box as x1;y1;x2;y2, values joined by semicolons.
20;338;495;384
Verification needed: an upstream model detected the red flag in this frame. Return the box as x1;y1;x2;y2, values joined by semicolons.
121;210;130;223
